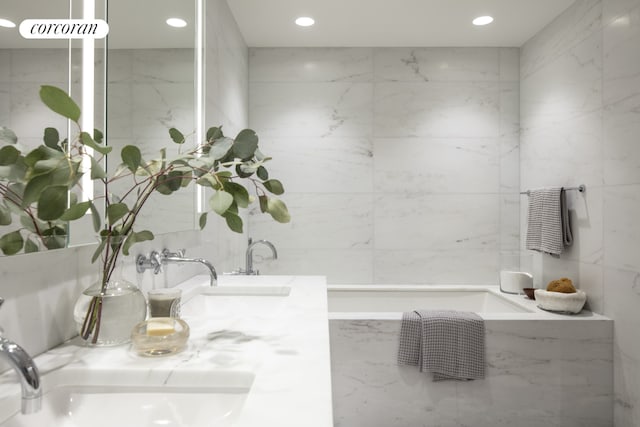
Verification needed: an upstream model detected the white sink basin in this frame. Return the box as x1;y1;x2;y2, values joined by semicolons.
199;286;291;297
0;369;254;427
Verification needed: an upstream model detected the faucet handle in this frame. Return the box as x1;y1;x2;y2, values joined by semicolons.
0;297;4;309
162;248;185;258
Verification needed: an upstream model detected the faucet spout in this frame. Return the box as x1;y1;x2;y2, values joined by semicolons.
245;239;278;275
161;250;218;287
0;335;41;414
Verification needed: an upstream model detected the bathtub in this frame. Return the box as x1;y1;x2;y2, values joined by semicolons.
327;284;613;427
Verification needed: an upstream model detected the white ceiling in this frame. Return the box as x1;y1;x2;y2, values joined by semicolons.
0;0;576;49
228;0;576;47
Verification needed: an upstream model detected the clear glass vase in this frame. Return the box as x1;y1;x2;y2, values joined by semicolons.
73;274;147;347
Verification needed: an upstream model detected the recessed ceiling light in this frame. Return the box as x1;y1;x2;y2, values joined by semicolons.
295;16;315;27
0;18;16;28
166;18;187;28
472;16;494;26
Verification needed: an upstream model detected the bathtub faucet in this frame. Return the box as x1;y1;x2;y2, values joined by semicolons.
0;298;42;414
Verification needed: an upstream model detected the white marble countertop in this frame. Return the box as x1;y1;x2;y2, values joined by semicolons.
2;275;333;427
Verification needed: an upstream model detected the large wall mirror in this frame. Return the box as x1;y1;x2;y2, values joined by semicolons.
0;0;201;255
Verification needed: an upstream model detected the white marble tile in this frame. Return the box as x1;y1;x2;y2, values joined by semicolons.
603;4;640;106
520;111;603;191
499;47;520;82
105;83;133;138
0;50;10;81
249;82;373;138
521;32;603;129
374;47;500;82
374;194;500;250
603;267;640;427
521;0;602;79
9;48;68;83
603;0;640;25
604;185;640;271
9;83;67;140
374;82;501;138
249;48;373;82
131;83;195;139
259;137;373;194
249;193;373;250
132;49;195;83
373;249;499;284
603;96;640;185
500;136;520;193
253;248;373;284
500;194;521;252
500;82;520;138
579;262;604;313
373;137;500;194
566;185;605;265
0;83;9;127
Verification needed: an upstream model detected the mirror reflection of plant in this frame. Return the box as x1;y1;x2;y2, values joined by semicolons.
0;86;290;343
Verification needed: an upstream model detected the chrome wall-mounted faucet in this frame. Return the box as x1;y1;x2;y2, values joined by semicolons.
244;238;278;275
0;298;41;414
137;249;218;287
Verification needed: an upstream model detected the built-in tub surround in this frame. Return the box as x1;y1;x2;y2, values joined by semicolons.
329;285;613;427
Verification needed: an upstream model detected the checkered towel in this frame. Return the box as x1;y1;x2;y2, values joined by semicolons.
398;310;485;381
525;188;573;256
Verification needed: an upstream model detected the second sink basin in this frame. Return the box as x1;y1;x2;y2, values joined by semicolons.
199;286;291;297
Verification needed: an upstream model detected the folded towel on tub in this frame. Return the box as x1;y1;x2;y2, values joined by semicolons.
398;310;485;381
525;187;573;256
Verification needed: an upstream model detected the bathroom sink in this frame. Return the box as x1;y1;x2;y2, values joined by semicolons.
199;285;291;297
0;368;254;427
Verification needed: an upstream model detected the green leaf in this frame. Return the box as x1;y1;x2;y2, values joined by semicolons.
257;166;269;181
122;230;154;256
89;200;101;232
233;129;259;160
60;200;91;221
91;237;107;263
224;181;250;208
107;202;129;225
223;211;243;233
93;129;104;144
0;203;11;225
0;127;18;145
199;212;207;229
263;179;285;195
196;173;218;189
209;137;234;160
24;238;39;253
80;132;112;155
266;198;291;223
235;164;254;179
169;128;185;144
36;185;68;221
206;126;224;142
0;146;20;166
90;156;107;180
121;145;142;173
0;231;24;255
210;190;234;215
43;128;60;150
39;85;81;122
42;226;67;249
259;195;268;213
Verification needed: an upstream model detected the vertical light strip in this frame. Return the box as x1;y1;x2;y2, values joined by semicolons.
195;0;205;213
81;0;95;202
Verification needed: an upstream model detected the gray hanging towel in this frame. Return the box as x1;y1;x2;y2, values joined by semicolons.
525;187;572;256
398;310;485;381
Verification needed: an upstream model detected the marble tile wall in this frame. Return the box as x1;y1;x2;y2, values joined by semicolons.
330;317;613;427
0;0;248;357
521;0;640;425
248;47;520;284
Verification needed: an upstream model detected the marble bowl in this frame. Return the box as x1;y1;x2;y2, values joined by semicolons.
534;289;586;314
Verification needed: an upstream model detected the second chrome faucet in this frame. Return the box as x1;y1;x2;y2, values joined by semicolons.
136;249;218;287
